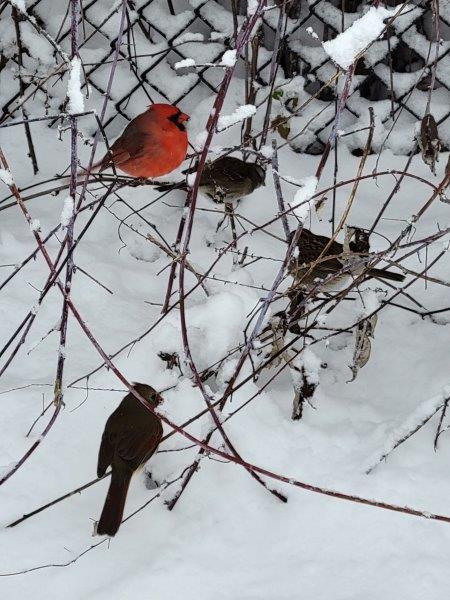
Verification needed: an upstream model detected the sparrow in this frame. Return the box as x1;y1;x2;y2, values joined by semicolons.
94;104;189;179
96;382;163;537
289;227;405;290
155;156;265;203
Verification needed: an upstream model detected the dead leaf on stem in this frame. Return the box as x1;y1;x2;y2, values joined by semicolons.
348;313;378;382
418;113;441;175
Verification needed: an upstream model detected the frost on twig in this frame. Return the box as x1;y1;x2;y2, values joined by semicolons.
364;389;450;474
60;197;74;228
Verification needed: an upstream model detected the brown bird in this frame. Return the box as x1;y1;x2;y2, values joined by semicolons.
95;103;189;179
96;383;163;537
289;227;405;290
156;156;265;203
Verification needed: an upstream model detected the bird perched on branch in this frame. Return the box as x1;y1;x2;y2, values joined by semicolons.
94;104;189;179
96;383;163;537
289;227;405;290
156;156;265;203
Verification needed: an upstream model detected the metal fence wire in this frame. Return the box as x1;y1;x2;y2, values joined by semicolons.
1;0;448;158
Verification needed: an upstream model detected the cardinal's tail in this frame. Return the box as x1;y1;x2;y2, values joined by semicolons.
96;469;132;537
368;267;405;283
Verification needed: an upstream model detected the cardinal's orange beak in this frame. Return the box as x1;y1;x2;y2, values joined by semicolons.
178;112;190;123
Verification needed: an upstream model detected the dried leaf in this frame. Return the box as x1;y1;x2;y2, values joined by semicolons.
314;194;327;214
418;114;441;175
158;351;181;371
348;314;378;382
271;115;290;140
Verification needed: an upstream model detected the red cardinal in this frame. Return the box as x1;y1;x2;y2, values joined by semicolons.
96;103;189;178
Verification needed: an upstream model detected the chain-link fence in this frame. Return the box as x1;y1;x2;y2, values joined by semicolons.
1;1;448;160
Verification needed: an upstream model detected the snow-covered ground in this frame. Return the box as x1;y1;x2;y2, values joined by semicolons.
2;2;450;598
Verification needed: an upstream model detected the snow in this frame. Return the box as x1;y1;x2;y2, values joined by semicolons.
20;21;54;67
363;390;450;474
148;60;198;103
313;1;361;32
174;58;196;70
200;1;244;37
260;145;273;159
194;130;208;150
60;197;74;227
300;346;321;385
323;7;395;70
143;4;193;40
247;0;259;16
292;176;318;221
174;32;204;44
358;289;381;317
67;57;84;114
210;31;227;42
217;104;257;131
220;49;237;68
306;26;319;41
10;0;26;12
188;0;205;8
0;168;14;186
29;218;41;232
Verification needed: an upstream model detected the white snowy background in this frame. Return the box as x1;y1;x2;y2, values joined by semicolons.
1;0;450;598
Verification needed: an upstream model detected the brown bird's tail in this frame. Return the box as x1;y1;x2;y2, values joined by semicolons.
97;470;132;537
368;267;405;282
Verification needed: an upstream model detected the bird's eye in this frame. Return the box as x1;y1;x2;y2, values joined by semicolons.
168;112;186;131
168;112;180;123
